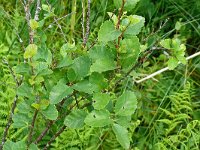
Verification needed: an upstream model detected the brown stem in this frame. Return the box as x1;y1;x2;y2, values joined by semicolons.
0;96;18;150
43;126;67;150
28;110;39;145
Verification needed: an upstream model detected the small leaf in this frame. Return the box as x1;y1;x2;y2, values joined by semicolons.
72;80;98;94
30;19;39;30
71;56;91;80
90;58;116;73
114;0;139;11
50;80;73;104
167;57;179;70
17;83;32;98
115;115;131;128
42;104;58;120
175;21;182;31
24;44;38;59
14;63;31;75
31;103;40;110
112;123;130;149
124;15;145;36
64;110;87;128
114;90;137;116
160;39;172;49
98;20;121;42
89;72;108;91
93;93;111;110
84;110;112;127
3;140;26;150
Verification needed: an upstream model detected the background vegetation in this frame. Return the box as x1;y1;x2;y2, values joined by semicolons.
0;0;200;149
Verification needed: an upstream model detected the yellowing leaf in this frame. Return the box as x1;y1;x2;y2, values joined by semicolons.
24;44;38;59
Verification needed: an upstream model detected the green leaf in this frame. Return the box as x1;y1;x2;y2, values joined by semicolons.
175;21;182;30
64;110;87;128
12;113;31;128
115;115;131;128
29;143;39;150
112;123;130;149
114;0;140;11
114;90;137;116
71;56;91;80
42;104;58;120
35;62;53;76
119;36;140;70
124;15;145;36
24;44;38;59
84;110;112;127
72;80;98;94
17;83;32;98
89;72;108;91
50;80;73;104
14;63;31;75
57;55;73;68
167;57;179;70
160;39;172;49
60;42;76;57
67;68;77;82
98;20;121;42
30;19;39;30
3;140;26;150
90;58;116;73
93;93;111;110
89;45;116;61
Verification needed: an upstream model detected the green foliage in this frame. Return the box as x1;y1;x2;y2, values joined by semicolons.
1;0;200;150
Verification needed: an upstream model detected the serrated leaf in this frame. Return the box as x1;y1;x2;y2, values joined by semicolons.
72;56;91;80
50;80;73;104
60;42;76;57
84;110;112;127
30;19;39;30
42;104;58;120
89;72;108;91
115;115;131;128
17;83;32;98
90;58;116;73
114;90;137;116
119;36;140;70
72;80;98;94
160;39;172;49
112;123;130;149
167;57;179;70
93;93;111;110
12;113;31;128
3;140;26;150
64;110;87;128
89;45;116;61
14;63;31;75
124;15;145;36
57;55;73;68
98;20;121;42
24;44;38;59
114;0;139;11
29;143;39;150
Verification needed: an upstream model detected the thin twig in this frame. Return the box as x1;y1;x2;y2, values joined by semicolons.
43;126;67;150
0;96;18;150
28;110;39;145
135;51;200;83
116;0;125;30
